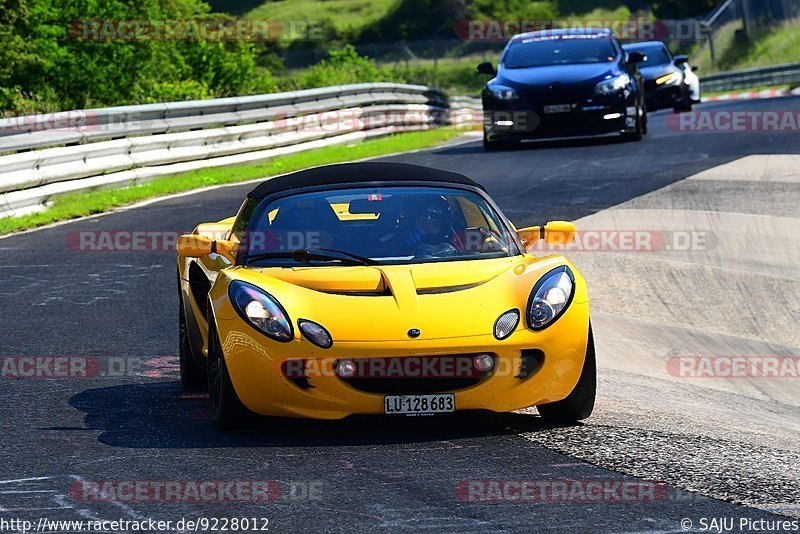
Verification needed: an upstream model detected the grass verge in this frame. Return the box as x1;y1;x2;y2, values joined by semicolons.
690;19;800;74
0;129;466;236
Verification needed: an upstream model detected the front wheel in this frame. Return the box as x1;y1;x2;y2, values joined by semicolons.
537;326;596;424
641;106;648;135
673;91;693;112
178;274;205;390
621;105;643;142
208;324;250;431
483;133;518;151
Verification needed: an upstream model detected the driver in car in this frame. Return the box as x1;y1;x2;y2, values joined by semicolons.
400;196;460;258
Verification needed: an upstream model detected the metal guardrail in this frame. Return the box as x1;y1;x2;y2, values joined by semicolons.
701;62;800;92
0;84;481;218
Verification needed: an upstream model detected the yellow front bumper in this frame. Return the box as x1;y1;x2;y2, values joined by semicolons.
215;301;590;420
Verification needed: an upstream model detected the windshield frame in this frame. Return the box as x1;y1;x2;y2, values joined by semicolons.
236;181;524;267
501;35;621;69
623;44;672;67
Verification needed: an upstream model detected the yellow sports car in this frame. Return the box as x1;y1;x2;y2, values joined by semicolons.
177;162;594;430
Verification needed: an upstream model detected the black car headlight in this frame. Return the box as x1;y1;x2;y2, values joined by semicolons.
489;85;519;100
527;266;575;330
230;280;293;342
593;74;631;95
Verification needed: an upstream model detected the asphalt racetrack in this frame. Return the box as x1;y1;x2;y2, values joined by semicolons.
1;96;798;532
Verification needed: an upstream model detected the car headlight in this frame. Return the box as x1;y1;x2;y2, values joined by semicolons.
298;319;333;349
656;71;682;86
489;86;519;100
527;266;574;330
229;280;293;342
593;74;631;95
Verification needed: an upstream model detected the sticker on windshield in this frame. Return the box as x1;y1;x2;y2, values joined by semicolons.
520;33;606;44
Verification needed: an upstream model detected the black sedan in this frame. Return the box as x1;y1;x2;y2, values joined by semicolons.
622;41;697;112
478;28;647;150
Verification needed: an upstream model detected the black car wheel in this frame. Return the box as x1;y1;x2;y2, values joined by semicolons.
641;106;648;135
621;105;643;142
178;271;205;390
483;132;518;151
208;324;250;431
179;301;206;390
673;89;693;112
537;326;596;424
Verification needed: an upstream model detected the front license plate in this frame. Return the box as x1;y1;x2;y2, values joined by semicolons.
384;394;455;416
544;104;573;114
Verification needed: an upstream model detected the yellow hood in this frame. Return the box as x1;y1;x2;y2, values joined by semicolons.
225;256;580;342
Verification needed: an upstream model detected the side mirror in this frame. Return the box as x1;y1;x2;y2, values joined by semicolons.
214;240;239;263
177;234;238;262
674;55;689;65
177;234;212;257
627;51;647;64
516;221;577;250
690;65;699;72
477;61;497;76
543;221;577;246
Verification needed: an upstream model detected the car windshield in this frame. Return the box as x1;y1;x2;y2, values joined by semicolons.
503;35;617;68
240;186;519;266
626;45;671;66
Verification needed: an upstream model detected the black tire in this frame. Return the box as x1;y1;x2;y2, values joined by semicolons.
673;91;693;112
177;270;205;390
207;323;250;431
179;301;206;390
537;326;596;424
483;133;517;151
621;105;643;142
641;107;648;135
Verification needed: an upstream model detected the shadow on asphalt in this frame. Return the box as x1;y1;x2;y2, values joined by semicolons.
66;382;569;448
434;134;630;156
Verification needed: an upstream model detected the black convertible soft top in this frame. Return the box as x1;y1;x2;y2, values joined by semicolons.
247;162;483;201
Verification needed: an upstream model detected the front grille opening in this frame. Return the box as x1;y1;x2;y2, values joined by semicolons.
339;354;494;394
282;359;314;389
517;349;545;379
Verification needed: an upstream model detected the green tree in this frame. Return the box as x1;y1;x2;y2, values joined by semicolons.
0;0;268;113
653;0;718;19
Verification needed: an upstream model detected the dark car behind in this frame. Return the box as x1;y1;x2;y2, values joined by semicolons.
479;28;647;150
622;41;696;112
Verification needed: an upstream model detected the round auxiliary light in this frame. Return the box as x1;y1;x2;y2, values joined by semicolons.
337;360;357;378
473;354;495;373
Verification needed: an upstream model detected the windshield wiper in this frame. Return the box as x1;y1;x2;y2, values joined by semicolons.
245;247;378;266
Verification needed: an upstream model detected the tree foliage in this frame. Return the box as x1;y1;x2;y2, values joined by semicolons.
0;0;270;113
